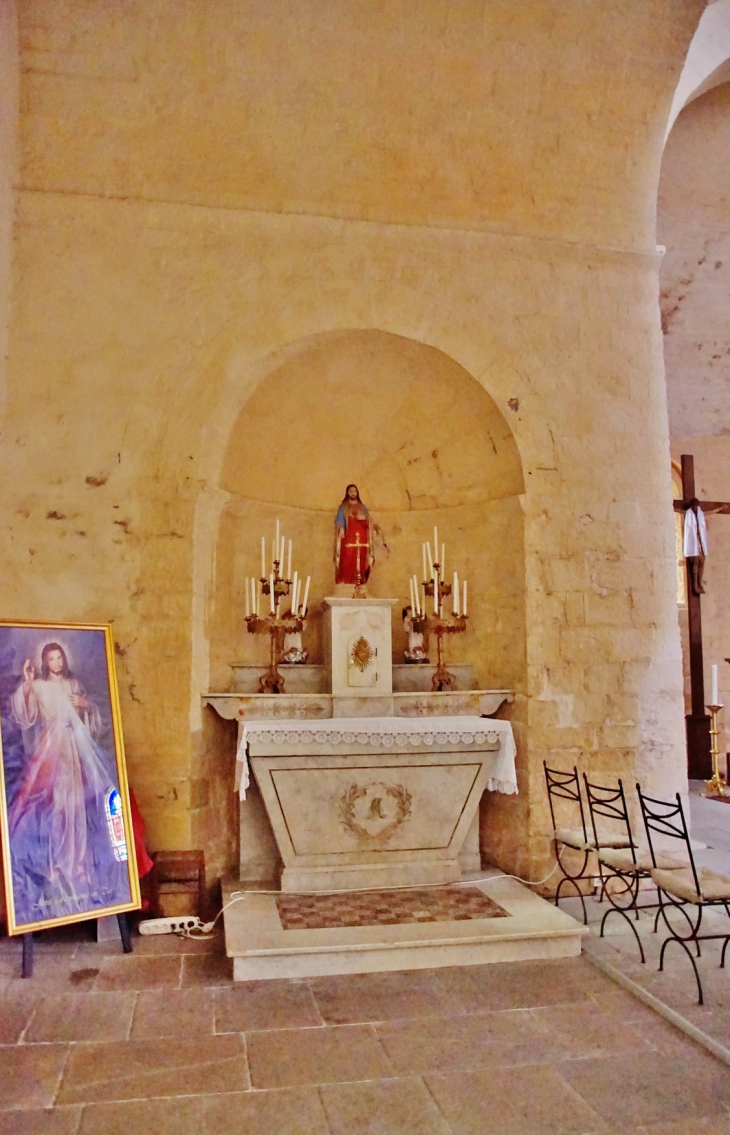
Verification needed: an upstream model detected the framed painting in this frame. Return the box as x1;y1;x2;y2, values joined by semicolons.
0;621;141;934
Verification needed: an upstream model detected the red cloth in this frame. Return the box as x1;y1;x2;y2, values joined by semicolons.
128;788;154;876
336;516;371;585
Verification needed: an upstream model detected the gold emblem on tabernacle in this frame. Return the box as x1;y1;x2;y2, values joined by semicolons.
350;635;374;672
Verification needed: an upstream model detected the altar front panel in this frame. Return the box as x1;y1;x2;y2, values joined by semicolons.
249;739;500;891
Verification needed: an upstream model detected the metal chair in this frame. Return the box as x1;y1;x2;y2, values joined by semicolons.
583;775;687;963
637;784;730;1004
544;763;632;925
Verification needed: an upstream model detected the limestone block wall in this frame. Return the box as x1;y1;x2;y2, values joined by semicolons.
0;1;704;882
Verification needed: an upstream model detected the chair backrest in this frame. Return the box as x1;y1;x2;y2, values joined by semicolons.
583;775;636;860
543;762;588;843
636;784;701;897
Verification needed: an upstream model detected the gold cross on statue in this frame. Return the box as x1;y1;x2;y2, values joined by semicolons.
345;532;369;591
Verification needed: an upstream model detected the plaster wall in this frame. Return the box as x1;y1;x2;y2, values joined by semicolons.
0;0;703;882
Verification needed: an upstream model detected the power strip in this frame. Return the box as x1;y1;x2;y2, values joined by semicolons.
139;916;202;936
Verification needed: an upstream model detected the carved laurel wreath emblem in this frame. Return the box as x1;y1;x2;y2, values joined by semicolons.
339;782;413;844
350;635;374;672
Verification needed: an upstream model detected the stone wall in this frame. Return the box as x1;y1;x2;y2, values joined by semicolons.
0;1;704;882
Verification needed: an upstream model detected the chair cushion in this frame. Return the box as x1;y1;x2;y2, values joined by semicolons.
599;847;687;874
554;827;633;852
554;828;589;850
652;865;730;904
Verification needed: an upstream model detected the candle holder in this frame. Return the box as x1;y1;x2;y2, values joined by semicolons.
246;559;301;694
413;563;468;692
703;703;726;798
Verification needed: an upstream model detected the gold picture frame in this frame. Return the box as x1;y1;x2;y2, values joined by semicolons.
0;620;141;934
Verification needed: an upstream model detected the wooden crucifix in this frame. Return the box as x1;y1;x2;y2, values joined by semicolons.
674;454;730;777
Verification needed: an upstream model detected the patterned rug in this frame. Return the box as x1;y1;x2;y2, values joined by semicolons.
275;886;509;930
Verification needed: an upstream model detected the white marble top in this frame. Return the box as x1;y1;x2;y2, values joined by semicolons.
235;715;517;801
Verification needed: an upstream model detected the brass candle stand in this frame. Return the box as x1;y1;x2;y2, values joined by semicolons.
413;564;468;692
246;560;301;694
703;702;727;798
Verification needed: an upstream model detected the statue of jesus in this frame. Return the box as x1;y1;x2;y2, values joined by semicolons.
334;484;376;589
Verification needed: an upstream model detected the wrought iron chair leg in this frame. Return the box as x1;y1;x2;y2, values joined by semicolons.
720;936;730;969
659;935;704;1005
601;906;646;963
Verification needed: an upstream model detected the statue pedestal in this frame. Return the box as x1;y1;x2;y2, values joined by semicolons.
323;597;397;717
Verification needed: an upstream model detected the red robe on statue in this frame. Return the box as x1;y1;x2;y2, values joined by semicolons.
336;515;372;585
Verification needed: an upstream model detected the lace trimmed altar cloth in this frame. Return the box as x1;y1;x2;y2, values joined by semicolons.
235;715;517;800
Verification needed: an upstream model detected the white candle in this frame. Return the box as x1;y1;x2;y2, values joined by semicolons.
414;574;421;616
301;576;311;617
712;663;719;705
287;539;292;580
291;571;298;615
434;527;438;564
433;576;438;614
409;576;416;614
256;581;260;617
245;579;250;618
423;583;428;616
463;579;467;617
261;536;266;578
453;571;459;616
441;543;445;574
271;539;276;568
276;518;280;556
422;543;428;583
426;541;434;579
269;574;275;613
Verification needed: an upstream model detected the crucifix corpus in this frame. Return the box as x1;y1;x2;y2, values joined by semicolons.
674;454;730;778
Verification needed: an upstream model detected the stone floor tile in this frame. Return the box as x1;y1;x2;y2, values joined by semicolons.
76;930;224;958
203;1087;331;1134
180;953;233;987
376;1009;549;1074
461;958;596;1011
528;1001;654;1058
246;1023;393;1089
0;1043;69;1110
93;955;181;991
55;1034;248;1104
214;981;322;1032
320;1076;453;1135
25;992;136;1043
78;1095;205;1135
0;1106;83;1134
310;969;451;1024
633;1118;730;1135
0;986;43;1043
130;988;215;1038
558;1050;730;1129
4;955;99;991
425;1065;610;1135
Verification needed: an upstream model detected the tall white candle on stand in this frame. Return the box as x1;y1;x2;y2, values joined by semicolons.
269;574;275;613
434;527;438;564
409;576;415;614
415;575;422;615
463;580;467;617
261;537;266;578
301;576;311;616
276;518;280;556
291;571;298;614
256;581;261;617
287;539;292;580
453;572;459;615
426;541;434;579
245;580;250;617
422;543;428;583
712;663;719;705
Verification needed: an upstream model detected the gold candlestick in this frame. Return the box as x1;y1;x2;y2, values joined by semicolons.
703;702;726;797
415;561;468;691
246;558;302;693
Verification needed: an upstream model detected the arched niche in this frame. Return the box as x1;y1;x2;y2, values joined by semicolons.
209;329;525;693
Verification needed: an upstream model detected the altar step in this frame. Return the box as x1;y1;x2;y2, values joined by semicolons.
222;872;586;981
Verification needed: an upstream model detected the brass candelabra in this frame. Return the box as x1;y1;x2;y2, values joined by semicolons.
703;703;727;798
412;562;468;692
246;559;304;694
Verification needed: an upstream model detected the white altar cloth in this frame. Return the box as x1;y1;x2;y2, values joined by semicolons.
235;715;517;800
